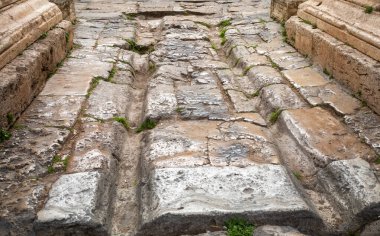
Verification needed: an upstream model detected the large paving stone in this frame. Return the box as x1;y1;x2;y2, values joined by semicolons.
318;158;380;228
139;166;320;236
279;107;376;167
344;107;380;155
0;125;70;180
176;84;229;120
145;84;177;120
35;171;112;235
283;67;362;115
143;121;219;169
86;81;129;120
19;95;85;128
258;84;307;120
246;66;284;92
69;121;126;173
0;179;50;236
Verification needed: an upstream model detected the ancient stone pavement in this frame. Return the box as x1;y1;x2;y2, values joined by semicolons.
1;0;380;235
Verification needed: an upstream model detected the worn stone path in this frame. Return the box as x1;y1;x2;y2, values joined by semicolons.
0;0;380;235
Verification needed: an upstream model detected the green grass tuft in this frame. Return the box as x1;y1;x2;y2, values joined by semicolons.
39;32;48;40
375;156;380;165
125;39;154;55
225;218;255;236
218;19;232;28
364;6;374;14
136;119;157;133
113;117;130;129
0;128;11;143
6;113;14;126
293;171;303;180
86;76;102;98
269;108;282;124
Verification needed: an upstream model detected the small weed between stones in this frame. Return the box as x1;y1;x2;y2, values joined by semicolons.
107;65;117;82
364;6;373;14
122;12;137;20
65;32;70;43
211;42;218;50
269;108;282;124
0;128;11;143
293;171;303;180
39;32;48;40
225;218;255;236
375;156;380;165
125;39;154;54
218;18;232;46
86;76;101;98
270;60;280;70
176;107;184;113
243;65;254;76
218;19;232;28
250;90;260;98
6;113;14;126
113;117;130;130
136;119;157;133
48;155;68;174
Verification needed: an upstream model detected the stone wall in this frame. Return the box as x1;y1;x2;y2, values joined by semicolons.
0;0;74;128
49;0;76;21
285;0;380;115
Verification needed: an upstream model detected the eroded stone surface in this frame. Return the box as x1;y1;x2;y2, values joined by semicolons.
318;158;380;229
140;166;319;236
35;171;112;235
280;107;376;167
86;81;129;120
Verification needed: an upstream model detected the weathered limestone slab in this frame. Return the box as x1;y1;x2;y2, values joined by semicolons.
286;16;380;115
0;125;70;180
246;66;285;92
0;21;73;128
86;81;129;120
270;0;306;22
318;158;380;229
283;67;362;115
279;107;375;167
0;0;63;70
297;0;380;61
176;84;229;120
19;95;85;128
254;225;306;236
0;179;49;236
258;84;307;120
143;121;218;168
226;90;258;113
344;107;380;155
70;121;126;173
145;84;177;119
139;166;320;236
35;171;112;235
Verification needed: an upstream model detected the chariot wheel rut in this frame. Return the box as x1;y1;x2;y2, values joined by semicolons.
0;0;380;235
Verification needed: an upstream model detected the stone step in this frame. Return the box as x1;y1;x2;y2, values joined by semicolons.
270;0;306;22
0;20;73;128
285;12;380;115
138;166;322;236
298;0;380;61
0;0;63;69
